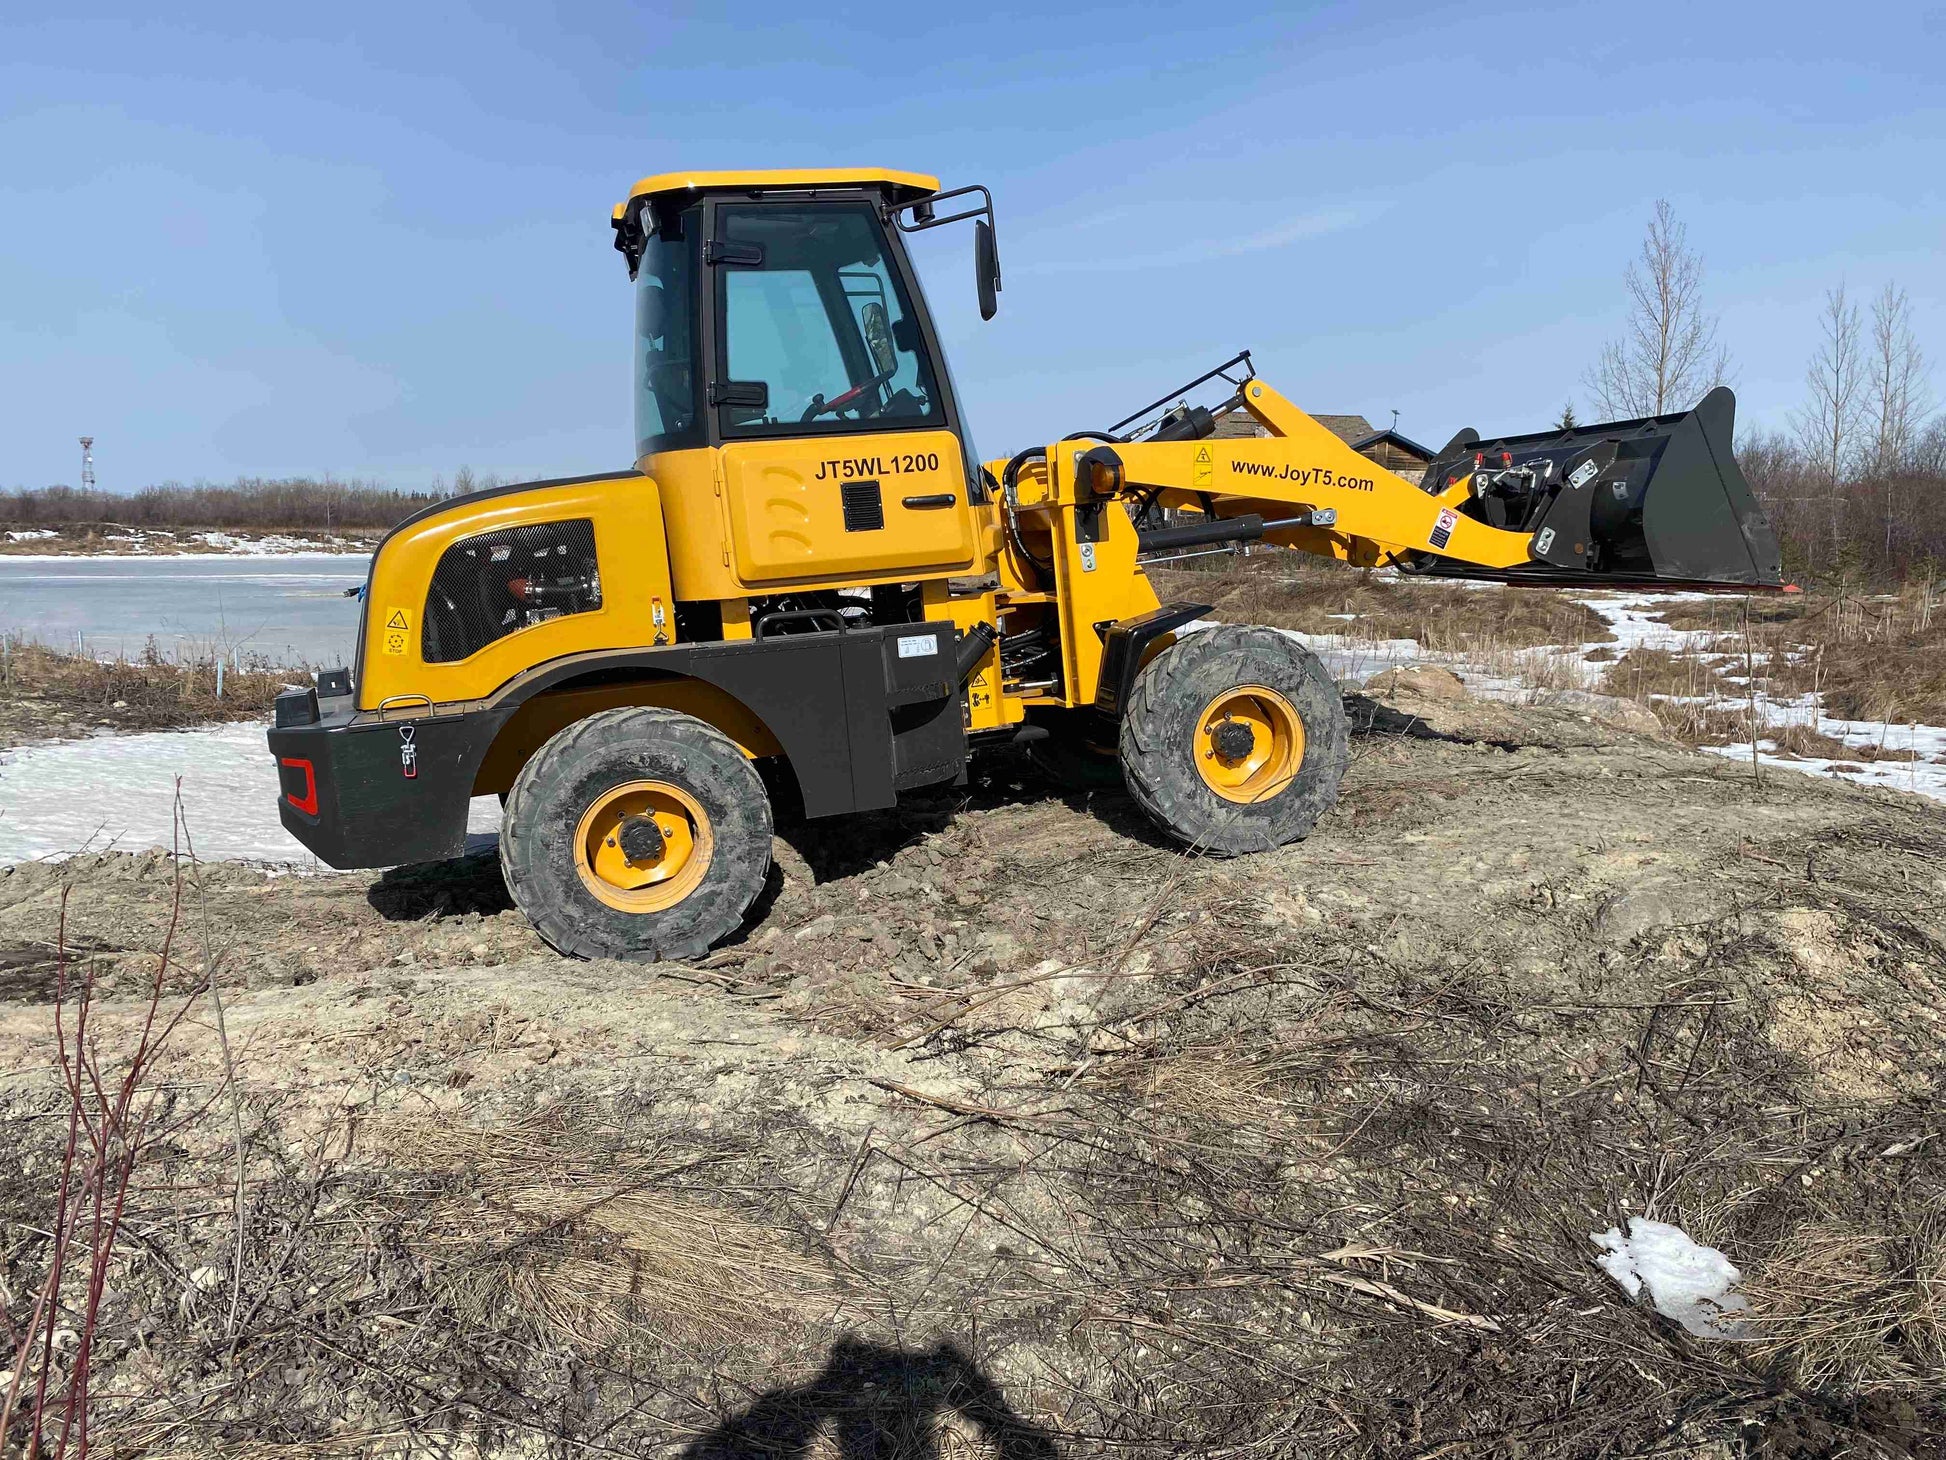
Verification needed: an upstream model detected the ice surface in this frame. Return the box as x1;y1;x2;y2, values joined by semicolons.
0;723;502;867
1590;1216;1752;1339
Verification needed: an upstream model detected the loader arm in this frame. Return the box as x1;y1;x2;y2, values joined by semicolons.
1010;374;1781;710
1112;378;1533;572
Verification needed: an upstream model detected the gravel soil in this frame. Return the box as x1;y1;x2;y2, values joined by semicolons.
3;682;1944;1458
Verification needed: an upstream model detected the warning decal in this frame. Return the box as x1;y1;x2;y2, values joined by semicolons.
1429;507;1459;551
1193;446;1212;491
383;607;410;656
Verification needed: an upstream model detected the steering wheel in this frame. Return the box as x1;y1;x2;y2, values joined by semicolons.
801;368;895;423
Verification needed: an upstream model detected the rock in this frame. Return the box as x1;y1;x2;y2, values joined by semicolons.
1596;889;1683;942
794;913;838;942
1365;665;1468;700
1532;688;1663;736
967;929;1025;975
188;1264;224;1293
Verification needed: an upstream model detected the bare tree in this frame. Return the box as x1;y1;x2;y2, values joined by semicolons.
1914;416;1946;476
1867;283;1932;473
1585;200;1730;418
1792;284;1865;484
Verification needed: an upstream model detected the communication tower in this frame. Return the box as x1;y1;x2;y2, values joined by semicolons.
79;437;96;490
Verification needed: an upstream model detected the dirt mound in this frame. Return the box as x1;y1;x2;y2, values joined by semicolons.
4;690;1945;1457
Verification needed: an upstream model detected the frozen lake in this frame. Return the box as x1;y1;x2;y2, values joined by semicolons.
0;553;369;667
0;722;502;867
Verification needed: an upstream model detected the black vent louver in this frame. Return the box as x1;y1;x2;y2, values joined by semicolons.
841;479;884;532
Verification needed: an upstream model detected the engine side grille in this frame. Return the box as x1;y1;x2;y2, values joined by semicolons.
841;479;884;532
421;518;600;664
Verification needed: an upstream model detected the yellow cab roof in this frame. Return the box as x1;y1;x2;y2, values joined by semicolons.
622;168;940;209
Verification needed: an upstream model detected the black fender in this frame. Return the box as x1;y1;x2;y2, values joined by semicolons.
1093;602;1212;720
268;627;966;871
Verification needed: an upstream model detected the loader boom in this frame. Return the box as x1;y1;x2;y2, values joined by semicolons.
268;167;1786;962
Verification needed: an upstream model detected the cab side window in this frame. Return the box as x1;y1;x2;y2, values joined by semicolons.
716;205;941;436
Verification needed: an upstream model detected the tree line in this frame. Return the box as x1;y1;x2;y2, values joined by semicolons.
1583;199;1941;584
0;470;509;535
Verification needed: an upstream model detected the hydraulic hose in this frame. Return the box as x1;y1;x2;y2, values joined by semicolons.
1000;446;1055;586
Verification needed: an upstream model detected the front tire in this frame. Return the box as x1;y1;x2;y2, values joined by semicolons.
1119;626;1348;855
500;706;772;961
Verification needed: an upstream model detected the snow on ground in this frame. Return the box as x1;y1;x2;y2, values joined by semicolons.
2;529;370;557
1701;709;1946;802
187;531;368;555
1591;1217;1753;1340
0;723;501;868
1181;620;1423;687
1574;593;1946;804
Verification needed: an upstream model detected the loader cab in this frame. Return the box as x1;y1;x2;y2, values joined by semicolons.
617;170;985;604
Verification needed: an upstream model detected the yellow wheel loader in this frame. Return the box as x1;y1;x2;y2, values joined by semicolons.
267;168;1783;960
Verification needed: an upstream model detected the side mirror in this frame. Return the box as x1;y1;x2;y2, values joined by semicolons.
975;220;1000;321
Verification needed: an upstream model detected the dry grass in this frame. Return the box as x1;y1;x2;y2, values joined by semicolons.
1767;724;1858;760
1597;645;1738;703
1742;1208;1946;1396
380;1113;838;1350
0;636;293;734
1647;583;1946;725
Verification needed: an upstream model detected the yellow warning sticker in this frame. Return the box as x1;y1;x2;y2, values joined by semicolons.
1193;446;1213;491
383;607;410;656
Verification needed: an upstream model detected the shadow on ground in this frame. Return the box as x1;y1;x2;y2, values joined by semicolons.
367;849;514;921
680;1340;1058;1460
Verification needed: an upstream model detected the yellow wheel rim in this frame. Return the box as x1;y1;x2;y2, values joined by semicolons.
1194;685;1306;804
573;780;713;914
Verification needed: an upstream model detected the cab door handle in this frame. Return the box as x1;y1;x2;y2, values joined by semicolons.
902;493;957;509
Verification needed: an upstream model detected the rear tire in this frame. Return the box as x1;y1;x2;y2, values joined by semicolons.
1119;625;1348;855
500;706;772;961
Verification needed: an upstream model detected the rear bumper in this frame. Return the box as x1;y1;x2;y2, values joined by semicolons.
267;702;506;869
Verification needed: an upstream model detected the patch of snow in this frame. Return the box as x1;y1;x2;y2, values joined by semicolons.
1177;619;1422;686
1591;1217;1753;1339
1702;715;1946;802
188;531;360;556
5;529;59;541
1576;593;1946;805
0;723;501;867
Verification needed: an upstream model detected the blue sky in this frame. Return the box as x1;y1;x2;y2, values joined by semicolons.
2;0;1941;492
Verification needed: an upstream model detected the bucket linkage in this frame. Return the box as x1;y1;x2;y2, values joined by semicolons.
1410;387;1784;589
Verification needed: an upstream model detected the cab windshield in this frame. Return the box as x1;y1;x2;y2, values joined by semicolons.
715;204;941;436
